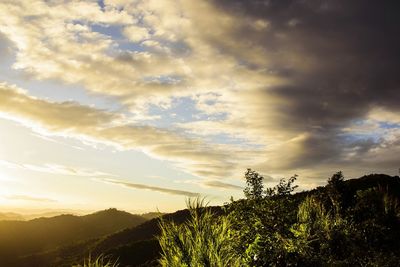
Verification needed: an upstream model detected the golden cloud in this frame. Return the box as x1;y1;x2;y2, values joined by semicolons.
0;82;259;179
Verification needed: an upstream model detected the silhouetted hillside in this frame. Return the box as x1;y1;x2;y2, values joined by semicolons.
0;208;146;266
14;174;400;266
140;212;165;220
18;209;194;267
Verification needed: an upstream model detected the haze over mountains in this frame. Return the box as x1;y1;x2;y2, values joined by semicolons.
0;208;148;266
0;210;164;222
0;212;25;221
0;211;84;221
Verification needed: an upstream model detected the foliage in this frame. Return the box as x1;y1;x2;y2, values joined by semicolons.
244;168;265;200
73;255;119;267
227;170;300;266
158;198;242;267
326;171;346;216
289;183;400;266
243;168;299;199
269;174;299;197
327;171;344;186
289;195;352;265
16;171;399;266
156;171;400;266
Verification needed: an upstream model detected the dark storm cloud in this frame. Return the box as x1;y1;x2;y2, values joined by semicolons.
209;0;400;168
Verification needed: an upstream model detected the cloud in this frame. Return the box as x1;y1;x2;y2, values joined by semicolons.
123;25;150;42
207;1;400;137
176;0;400;176
0;159;20;169
0;83;120;131
6;195;57;203
202;180;243;190
0;0;399;184
100;178;200;197
175;178;243;191
22;164;112;177
0;0;187;108
367;108;400;125
0;159;113;177
0;82;257;179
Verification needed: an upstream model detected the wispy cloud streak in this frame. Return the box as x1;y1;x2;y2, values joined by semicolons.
202;180;243;190
6;195;57;203
0;159;112;177
100;178;200;198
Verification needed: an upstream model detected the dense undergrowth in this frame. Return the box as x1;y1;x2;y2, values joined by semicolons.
75;171;400;266
158;170;400;267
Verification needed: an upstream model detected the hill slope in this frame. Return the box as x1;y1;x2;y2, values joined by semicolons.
16;174;400;266
18;209;194;267
0;208;146;265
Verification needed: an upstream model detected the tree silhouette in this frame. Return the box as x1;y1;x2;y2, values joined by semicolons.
243;168;264;200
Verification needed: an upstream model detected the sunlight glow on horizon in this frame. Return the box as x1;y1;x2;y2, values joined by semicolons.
0;0;399;213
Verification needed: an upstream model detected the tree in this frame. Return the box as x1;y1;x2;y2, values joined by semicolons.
327;171;345;216
243;168;264;200
275;174;299;196
328;171;344;187
228;170;300;266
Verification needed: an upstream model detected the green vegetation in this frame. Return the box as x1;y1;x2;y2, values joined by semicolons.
73;255;119;267
3;172;399;266
158;198;241;267
159;171;400;266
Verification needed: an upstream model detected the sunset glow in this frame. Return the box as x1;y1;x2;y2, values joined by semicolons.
0;0;399;214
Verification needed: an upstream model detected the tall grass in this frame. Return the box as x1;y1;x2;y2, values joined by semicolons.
72;255;119;267
158;198;243;267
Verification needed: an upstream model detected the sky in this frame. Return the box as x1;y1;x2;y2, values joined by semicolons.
0;0;399;214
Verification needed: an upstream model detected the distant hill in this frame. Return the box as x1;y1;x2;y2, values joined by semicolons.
0;210;93;221
14;174;400;267
22;211;84;221
140;212;165;220
18;209;194;267
0;212;25;221
0;208;147;266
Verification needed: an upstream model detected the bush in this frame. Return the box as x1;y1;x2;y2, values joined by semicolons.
158;198;242;267
73;255;119;267
157;171;400;266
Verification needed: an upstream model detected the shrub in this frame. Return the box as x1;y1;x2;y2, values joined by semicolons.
73;255;119;267
158;198;242;267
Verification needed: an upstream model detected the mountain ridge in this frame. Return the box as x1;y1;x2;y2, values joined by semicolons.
9;174;400;266
0;208;147;266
